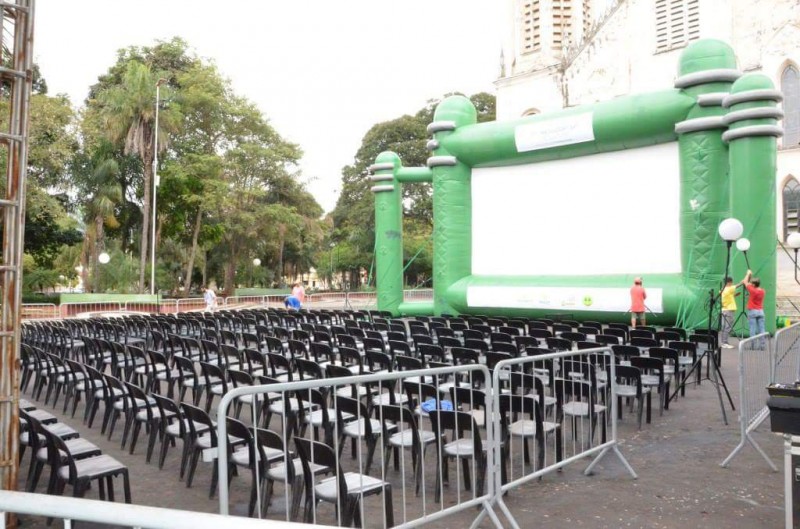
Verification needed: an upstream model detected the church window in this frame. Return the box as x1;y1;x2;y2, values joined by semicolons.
655;0;700;53
784;177;800;240
519;0;542;53
782;65;800;149
552;0;572;49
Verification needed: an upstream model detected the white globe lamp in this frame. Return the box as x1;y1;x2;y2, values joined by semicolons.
718;218;743;242
735;238;750;252
98;252;110;264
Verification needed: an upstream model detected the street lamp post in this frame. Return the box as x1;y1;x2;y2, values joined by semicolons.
252;258;261;287
151;78;168;296
329;242;336;290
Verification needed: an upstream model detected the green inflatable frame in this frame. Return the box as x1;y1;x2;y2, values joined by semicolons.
370;40;783;331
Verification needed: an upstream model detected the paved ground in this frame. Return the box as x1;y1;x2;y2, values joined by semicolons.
13;342;788;529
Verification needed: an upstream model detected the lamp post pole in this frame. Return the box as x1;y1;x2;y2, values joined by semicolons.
329;242;335;290
151;78;167;296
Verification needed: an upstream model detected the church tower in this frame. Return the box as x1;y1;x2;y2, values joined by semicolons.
503;0;593;77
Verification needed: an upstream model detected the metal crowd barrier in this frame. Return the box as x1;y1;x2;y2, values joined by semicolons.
720;331;776;470
403;289;433;302
59;301;124;319
485;347;637;529
123;300;180;314
217;364;511;529
20;302;58;320
774;322;800;385
176;297;207;312
0;490;324;529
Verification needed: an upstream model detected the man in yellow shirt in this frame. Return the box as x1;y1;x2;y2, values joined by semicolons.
720;276;741;348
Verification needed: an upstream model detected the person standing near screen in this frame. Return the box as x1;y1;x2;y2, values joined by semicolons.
743;269;766;343
720;276;741;348
630;277;647;328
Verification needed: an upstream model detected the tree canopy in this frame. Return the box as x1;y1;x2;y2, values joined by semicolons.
14;36;496;298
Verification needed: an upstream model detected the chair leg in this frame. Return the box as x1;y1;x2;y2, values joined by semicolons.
146;421;159;463
128;420;142;454
186;447;201;488
460;457;472;491
122;470;132;503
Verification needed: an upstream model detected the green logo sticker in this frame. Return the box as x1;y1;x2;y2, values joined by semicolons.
583;295;593;307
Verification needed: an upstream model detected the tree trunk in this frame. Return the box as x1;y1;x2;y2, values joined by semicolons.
93;215;104;293
183;207;202;296
223;241;237;296
139;148;154;294
277;226;286;288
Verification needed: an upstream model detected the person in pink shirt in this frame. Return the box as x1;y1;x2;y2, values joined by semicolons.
291;283;306;305
630;277;647;328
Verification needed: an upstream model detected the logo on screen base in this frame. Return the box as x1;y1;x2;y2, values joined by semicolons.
583;295;593;307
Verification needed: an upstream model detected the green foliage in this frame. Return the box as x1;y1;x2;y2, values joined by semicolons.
332;92;496;284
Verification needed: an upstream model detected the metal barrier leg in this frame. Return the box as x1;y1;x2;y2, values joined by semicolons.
746;432;778;472
583;445;638;478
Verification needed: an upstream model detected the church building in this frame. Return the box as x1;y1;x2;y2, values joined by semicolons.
496;0;800;240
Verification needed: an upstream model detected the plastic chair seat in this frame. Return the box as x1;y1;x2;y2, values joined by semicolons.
508;419;559;437
388;429;436;448
231;445;283;466
562;401;606;417
57;454;126;481
315;472;388;501
342;418;382;438
267;458;326;481
36;437;100;461
443;438;476;457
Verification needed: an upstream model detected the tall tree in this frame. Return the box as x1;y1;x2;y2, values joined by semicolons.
332;92;496;286
92;61;180;292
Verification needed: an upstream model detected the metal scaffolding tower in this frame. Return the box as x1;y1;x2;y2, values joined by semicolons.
0;0;35;523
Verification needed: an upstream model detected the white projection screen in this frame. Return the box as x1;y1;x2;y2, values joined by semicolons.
471;142;681;276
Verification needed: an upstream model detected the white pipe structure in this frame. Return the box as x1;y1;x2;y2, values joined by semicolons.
151;78;167;296
0;491;326;529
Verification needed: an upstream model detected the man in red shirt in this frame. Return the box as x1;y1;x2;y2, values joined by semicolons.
630;277;647;328
743;269;766;345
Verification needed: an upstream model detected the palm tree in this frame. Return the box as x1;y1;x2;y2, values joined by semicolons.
95;61;177;292
83;159;122;292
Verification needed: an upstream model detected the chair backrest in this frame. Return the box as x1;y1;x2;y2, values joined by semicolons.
546;337;572;352
499;393;543;437
491;341;518;356
611;344;640;361
365;350;393;373
668;340;697;357
464;338;489;353
181;402;216;445
594;334;620;346
418;344;446;364
615;365;643;396
630;336;659;348
295;358;325;381
228;368;254;389
629;329;654;340
428;410;482;453
630;356;665;383
451;347;480;366
266;353;293;381
648;347;678;367
294;437;344;510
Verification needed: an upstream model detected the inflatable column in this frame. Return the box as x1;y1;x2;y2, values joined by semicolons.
723;75;782;333
674;40;741;328
369;152;403;316
426;96;478;315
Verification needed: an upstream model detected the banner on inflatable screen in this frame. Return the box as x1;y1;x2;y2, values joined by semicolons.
514;112;595;152
466;285;664;313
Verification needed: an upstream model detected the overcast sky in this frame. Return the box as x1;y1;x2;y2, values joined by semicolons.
35;1;501;212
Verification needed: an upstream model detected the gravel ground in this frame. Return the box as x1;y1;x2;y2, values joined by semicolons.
13;343;787;529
